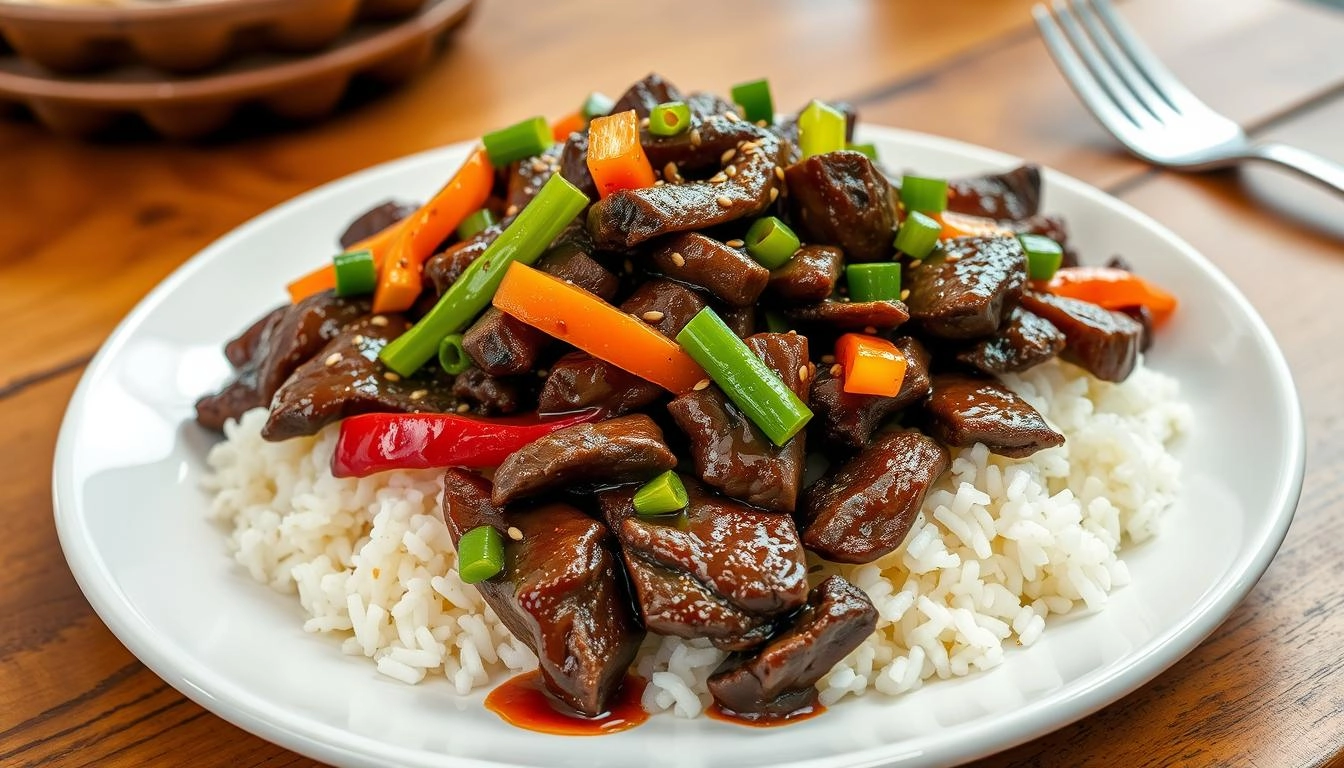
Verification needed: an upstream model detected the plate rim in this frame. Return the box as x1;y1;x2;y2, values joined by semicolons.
51;126;1306;768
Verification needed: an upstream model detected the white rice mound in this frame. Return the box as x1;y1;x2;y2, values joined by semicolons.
203;356;1190;716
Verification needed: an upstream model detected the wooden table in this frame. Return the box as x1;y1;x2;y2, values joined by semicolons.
3;0;1343;765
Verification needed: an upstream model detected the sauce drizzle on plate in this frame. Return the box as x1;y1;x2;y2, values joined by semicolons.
485;671;649;735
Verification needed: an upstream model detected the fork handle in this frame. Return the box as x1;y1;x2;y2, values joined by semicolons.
1248;143;1344;196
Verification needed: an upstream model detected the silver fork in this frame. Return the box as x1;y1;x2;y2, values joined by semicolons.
1034;0;1344;195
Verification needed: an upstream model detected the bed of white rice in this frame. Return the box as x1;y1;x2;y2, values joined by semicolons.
203;356;1190;717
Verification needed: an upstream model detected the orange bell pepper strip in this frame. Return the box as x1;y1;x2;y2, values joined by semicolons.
1043;266;1178;327
836;333;907;397
284;146;494;311
492;262;707;393
551;110;586;142
586;109;656;198
932;210;1017;241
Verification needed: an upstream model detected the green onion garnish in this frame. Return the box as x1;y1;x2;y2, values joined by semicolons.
482;116;552;167
332;249;376;297
894;211;942;259
632;470;689;516
846;262;903;302
1019;233;1065;281
457;526;505;584
846;142;878;160
438;333;472;375
745;216;801;269
798;100;846;158
379;173;589;377
676;307;812;446
730;78;774;124
456;208;497;241
900;175;948;213
648;101;691;137
581;91;614;121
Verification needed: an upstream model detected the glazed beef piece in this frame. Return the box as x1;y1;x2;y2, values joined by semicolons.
922;373;1064;457
450;367;527;415
784;150;895;262
649;232;769;308
491;414;677;505
945;165;1042;221
667;333;810;513
505;144;561;213
800;430;949;564
538;352;663;416
338;200;416;250
955;306;1066;375
1118;305;1155;353
809;336;932;449
558;131;598;200
707;576;877;718
1017;291;1143;382
720;305;757;338
764;244;844;304
620;278;710;338
587;130;786;249
423;225;502;295
615;479;809;648
782;298;909;332
610;72;683;118
195;292;369;431
905;235;1027;339
441;469;643;717
262;315;460;441
643;110;767;176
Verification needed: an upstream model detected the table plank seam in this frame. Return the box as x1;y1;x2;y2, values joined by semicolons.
0;661;143;746
0;354;91;403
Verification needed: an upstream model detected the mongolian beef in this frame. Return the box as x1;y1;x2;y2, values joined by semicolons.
198;74;1187;729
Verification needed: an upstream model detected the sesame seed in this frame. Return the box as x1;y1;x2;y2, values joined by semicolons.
530;158;547;173
739;140;758;151
456;403;471;413
640;116;650;128
664;161;678;182
716;195;733;208
507;526;524;541
821;354;836;364
383;371;401;382
725;239;745;248
409;389;427;401
670;252;686;267
775;166;785;182
798;364;811;381
690;128;702;147
769;187;779;202
863;325;878;335
642;311;665;322
536;368;549;377
830;363;843;376
724;111;740;122
370;315;389;327
946;253;962;262
720;148;736;164
623;259;634;274
505;205;519;217
900;289;911;300
709;172;728;184
353;334;364;345
693;378;711;391
725;165;738;178
654;180;665;186
522;186;535;196
324;353;342;367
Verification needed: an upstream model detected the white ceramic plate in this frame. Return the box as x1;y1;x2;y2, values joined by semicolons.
53;127;1304;768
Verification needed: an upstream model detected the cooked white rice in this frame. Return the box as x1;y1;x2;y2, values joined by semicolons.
203;356;1190;715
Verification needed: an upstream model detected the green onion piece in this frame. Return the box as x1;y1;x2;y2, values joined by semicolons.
457;526;505;584
846;263;903;302
893;211;942;259
745;216;801;269
676;308;812;446
482;116;552;167
846;142;879;160
900;175;948;213
456;208;497;241
1019;233;1065;281
438;333;472;375
632;470;689;516
730;78;774;124
581;91;614;120
798;100;846;158
379;173;589;376
648;101;692;137
332;249;376;297
764;310;791;334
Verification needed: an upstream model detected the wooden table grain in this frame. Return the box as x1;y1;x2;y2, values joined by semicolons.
3;0;1343;766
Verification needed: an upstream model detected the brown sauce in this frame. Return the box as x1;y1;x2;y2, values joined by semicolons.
706;700;827;727
484;671;649;735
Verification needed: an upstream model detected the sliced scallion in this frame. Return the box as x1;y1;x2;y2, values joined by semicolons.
632;470;689;516
332;249;376;297
648;101;691;137
893;211;942;259
846;142;878;160
581;91;614;121
457;526;505;584
438;333;472;375
482;116;551;168
745;216;801;269
1019;233;1065;281
676;307;812;446
730;78;774;124
900;175;948;213
798;100;846;158
456;208;497;241
846;262;903;302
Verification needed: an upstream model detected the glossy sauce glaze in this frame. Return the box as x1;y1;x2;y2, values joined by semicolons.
484;671;649;735
705;700;827;727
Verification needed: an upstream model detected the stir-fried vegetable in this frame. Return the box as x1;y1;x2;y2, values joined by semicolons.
846;142;878;160
581;91;613;120
846;262;903;302
836;333;907;397
648;101;691;136
456;208;497;241
893;211;942;259
798;100;846;158
492;262;708;393
632;470;689;515
730;78;774;123
1044;266;1178;326
331;249;376;297
587;109;656;198
483;116;552;167
550;111;587;142
745;216;801;269
934;210;1016;240
676;307;812;446
378;172;589;377
438;333;472;375
330;408;601;478
457;526;506;583
900;175;948;213
1019;234;1064;281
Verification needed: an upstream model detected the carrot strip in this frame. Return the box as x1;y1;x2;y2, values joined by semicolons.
285;223;402;303
836;333;907;397
933;210;1016;241
1044;266;1178;327
586;109;656;198
492;263;706;393
551;110;586;142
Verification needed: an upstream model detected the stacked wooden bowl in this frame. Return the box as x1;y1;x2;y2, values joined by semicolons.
0;0;476;138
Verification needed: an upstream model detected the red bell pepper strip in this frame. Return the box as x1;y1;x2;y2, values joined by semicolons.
1043;266;1178;327
331;409;602;478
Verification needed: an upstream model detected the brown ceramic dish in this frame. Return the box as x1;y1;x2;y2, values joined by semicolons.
0;0;429;74
0;0;474;138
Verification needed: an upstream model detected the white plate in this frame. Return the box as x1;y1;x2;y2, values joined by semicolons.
53;127;1304;768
